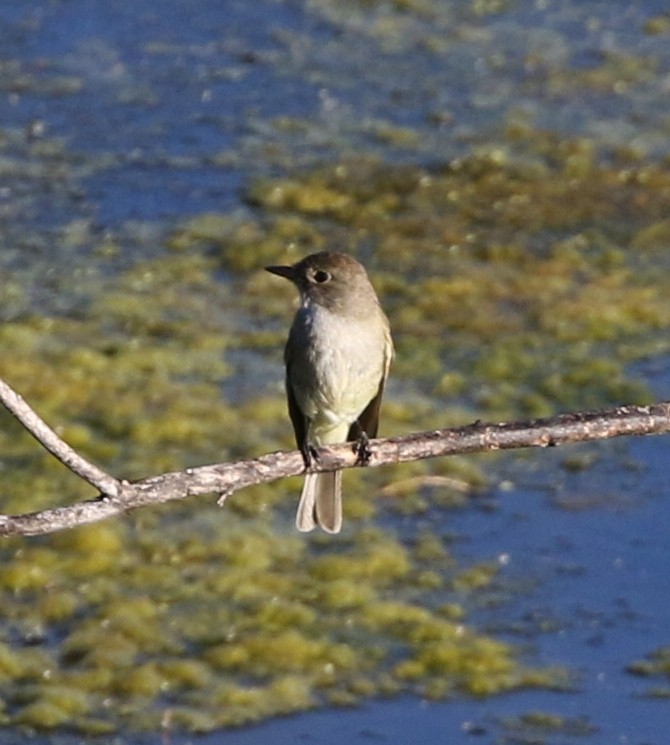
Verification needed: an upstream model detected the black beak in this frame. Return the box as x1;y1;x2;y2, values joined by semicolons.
265;264;296;281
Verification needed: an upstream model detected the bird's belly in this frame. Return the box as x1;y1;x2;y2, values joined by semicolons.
292;310;385;438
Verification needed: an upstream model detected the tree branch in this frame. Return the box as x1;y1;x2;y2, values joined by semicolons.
0;371;668;537
0;377;121;497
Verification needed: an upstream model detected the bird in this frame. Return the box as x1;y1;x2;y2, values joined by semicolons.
266;251;393;533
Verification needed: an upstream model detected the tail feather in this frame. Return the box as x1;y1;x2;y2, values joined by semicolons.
296;471;342;534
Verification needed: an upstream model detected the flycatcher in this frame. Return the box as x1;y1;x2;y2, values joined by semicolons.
266;251;393;533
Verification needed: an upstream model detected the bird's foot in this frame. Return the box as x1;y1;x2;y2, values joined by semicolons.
353;431;372;466
301;444;320;471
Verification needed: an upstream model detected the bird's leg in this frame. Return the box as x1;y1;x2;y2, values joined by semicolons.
350;422;372;466
300;442;320;471
299;416;320;471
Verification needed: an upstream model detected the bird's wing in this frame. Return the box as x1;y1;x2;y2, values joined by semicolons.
348;329;394;441
285;334;309;459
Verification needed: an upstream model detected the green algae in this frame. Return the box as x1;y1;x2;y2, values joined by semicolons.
500;710;597;738
0;512;533;732
2;117;670;734
1;0;669;734
644;14;670;36
627;646;670;698
231;135;668;422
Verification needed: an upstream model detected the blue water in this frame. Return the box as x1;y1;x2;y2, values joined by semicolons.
3;0;670;230
0;1;324;225
184;433;669;745
1;1;669;742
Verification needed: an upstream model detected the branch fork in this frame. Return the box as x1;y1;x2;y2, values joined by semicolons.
1;374;668;537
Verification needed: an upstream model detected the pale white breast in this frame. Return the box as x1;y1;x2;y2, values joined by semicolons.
289;303;389;434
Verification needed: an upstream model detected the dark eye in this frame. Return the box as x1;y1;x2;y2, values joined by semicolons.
312;269;331;283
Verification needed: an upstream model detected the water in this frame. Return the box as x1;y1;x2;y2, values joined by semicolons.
1;1;669;742
174;429;667;745
3;0;670;233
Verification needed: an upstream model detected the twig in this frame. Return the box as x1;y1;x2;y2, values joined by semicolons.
0;377;121;497
0;378;668;537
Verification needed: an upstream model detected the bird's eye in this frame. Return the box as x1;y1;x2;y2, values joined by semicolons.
312;269;331;283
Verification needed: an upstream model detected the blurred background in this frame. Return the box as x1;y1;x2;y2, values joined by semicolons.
0;1;669;743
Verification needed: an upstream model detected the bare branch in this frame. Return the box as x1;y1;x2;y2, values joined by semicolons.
0;396;668;538
0;377;120;497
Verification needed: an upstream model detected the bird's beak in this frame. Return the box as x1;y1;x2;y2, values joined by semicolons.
265;264;296;281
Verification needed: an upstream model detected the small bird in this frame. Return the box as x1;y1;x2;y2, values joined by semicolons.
266;251;393;533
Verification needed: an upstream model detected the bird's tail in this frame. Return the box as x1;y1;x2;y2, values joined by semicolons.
295;471;342;534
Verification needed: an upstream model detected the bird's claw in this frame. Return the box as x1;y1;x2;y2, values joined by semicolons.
353;431;372;466
301;444;320;471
